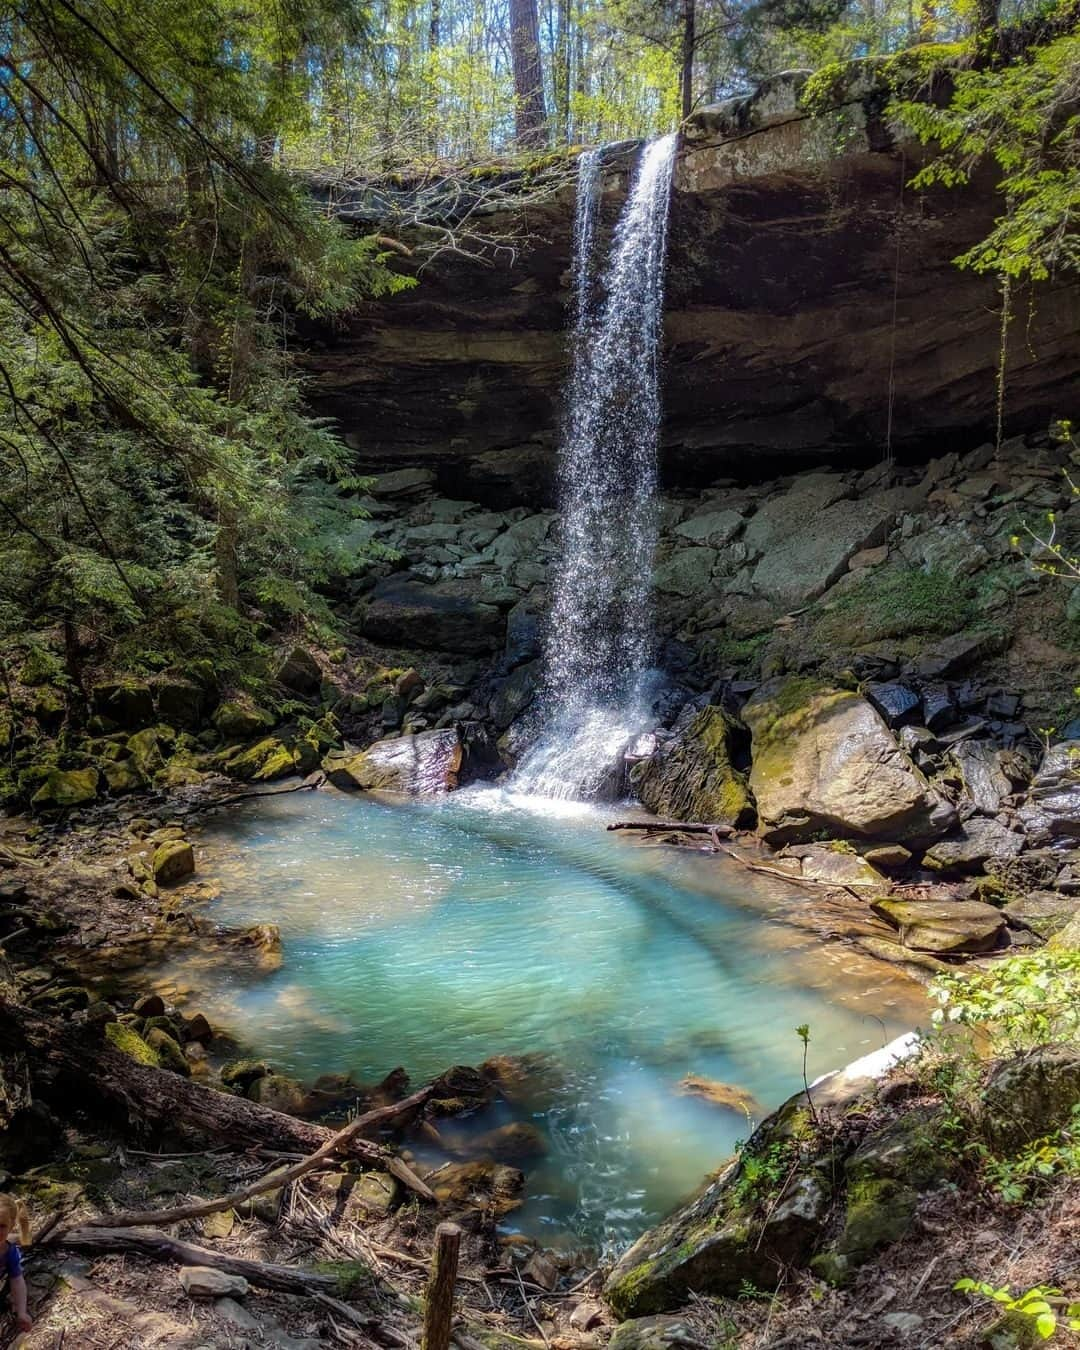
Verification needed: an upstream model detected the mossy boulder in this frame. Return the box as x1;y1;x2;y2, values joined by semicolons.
91;680;154;728
634;706;754;826
145;1027;191;1076
274;646;322;696
249;1073;305;1114
103;760;143;795
152;839;195;884
104;1021;160;1067
212;700;274;739
153;677;205;727
31;767;99;809
608;1316;704;1350
743;678;956;845
223;736;294;781
127;727;165;778
220;1059;270;1092
978;1044;1080;1155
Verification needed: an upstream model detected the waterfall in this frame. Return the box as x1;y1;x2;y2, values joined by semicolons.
513;134;677;800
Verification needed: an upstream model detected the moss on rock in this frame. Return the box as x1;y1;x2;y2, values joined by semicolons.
105;1021;160;1067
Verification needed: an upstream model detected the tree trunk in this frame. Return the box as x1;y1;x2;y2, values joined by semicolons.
509;0;547;148
975;0;999;28
680;0;696;122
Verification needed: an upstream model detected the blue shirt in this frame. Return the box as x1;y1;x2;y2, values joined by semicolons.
4;1244;21;1279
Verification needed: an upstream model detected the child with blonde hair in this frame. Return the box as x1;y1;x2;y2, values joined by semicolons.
0;1194;31;1335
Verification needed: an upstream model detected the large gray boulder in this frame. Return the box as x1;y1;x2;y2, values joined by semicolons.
743;679;956;845
326;729;462;794
748;498;892;605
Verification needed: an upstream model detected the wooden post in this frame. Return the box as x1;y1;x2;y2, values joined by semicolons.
421;1222;461;1350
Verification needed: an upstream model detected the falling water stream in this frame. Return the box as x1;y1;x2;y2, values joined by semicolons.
513;135;678;798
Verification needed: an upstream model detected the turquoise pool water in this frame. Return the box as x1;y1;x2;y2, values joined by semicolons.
170;787;925;1253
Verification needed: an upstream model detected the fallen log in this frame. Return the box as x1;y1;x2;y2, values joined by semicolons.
53;1226;338;1294
607;819;734;836
84;1086;439;1229
4;1000;435;1200
177;771;326;817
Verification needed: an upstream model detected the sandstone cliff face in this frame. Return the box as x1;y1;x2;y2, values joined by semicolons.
298;75;1080;506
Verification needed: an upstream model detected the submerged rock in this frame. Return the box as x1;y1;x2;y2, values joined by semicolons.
675;1076;761;1116
743;679;955;845
328;729;463;795
634;705;753;826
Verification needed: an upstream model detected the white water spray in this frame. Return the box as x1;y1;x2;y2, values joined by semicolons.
513;134;677;799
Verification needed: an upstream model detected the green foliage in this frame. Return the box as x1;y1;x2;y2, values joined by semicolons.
814;567;977;645
0;0;405;701
930;950;1080;1051
981;1104;1080;1203
895;26;1080;281
731;1136;797;1207
954;1279;1080;1340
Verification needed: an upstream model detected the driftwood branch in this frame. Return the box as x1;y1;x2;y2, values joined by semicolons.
84;1084;440;1229
607;819;734;836
53;1226;339;1293
177;771;325;817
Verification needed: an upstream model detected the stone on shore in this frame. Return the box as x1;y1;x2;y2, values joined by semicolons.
743;679;955;845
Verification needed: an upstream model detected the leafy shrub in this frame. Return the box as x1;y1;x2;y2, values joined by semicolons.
930;951;1080;1052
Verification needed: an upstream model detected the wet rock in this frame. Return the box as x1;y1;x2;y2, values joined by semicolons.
103;761;143;795
249;1074;305;1114
181;1012;213;1044
634;705;753;826
220;1060;270;1092
428;1161;525;1216
923;818;1024;874
920;686;955;733
152;839;195;885
1017;740;1080;843
235;923;282;971
489;661;541;731
180;1266;248;1299
744;679;955;845
504;598;543;666
950;740;1015;815
864;682;920;729
275;646;322;696
870;897;1006;954
674;507;743;549
654;548;719;598
223;736;295;782
328;728;462;795
134;994;165;1018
